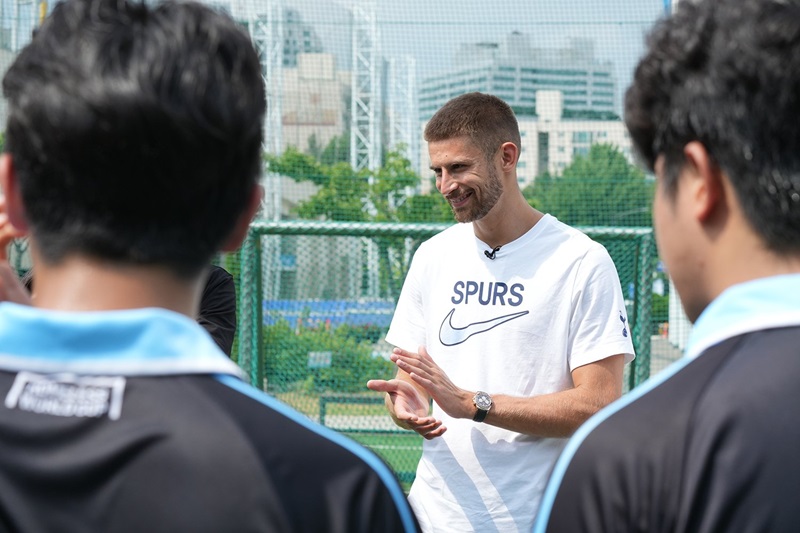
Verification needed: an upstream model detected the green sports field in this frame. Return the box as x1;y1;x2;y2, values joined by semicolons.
273;391;422;489
344;431;423;490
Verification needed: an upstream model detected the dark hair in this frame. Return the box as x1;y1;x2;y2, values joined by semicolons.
3;0;265;277
625;0;800;253
424;92;521;160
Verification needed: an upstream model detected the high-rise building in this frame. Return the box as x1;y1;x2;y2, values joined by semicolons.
282;7;323;67
516;91;632;186
419;33;617;121
281;52;349;155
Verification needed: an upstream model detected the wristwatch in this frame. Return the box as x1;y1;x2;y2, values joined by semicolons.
472;391;493;422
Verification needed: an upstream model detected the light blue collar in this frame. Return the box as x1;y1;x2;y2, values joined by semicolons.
686;274;800;359
0;303;244;378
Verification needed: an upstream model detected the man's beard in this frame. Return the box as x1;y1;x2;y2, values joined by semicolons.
450;165;503;223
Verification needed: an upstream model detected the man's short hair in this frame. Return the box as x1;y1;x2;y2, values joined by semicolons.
3;0;266;277
424;92;521;160
625;0;800;253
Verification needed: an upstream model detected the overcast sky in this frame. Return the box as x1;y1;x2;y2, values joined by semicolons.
284;0;669;112
1;0;669;114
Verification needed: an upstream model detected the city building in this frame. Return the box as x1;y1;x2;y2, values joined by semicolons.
419;33;617;122
517;90;632;186
281;52;350;154
282;7;323;67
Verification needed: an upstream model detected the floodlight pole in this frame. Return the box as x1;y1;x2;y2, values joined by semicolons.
349;0;382;298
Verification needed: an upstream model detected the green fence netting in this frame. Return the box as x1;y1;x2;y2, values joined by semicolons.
3;0;684;491
222;220;660;486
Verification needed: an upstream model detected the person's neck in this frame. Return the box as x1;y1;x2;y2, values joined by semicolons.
472;194;543;249
31;255;203;317
703;216;800;302
708;244;800;297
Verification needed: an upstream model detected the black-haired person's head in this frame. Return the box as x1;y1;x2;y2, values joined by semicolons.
2;0;266;278
625;0;800;254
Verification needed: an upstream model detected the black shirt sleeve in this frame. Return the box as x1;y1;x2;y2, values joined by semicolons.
197;265;237;356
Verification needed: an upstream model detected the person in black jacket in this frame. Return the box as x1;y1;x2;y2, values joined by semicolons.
0;0;418;531
534;1;800;531
196;264;236;356
13;263;238;357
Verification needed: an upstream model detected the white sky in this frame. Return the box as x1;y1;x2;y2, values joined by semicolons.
3;0;669;109
284;0;668;112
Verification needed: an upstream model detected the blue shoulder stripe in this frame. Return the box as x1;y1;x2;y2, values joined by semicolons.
532;356;694;532
214;375;418;532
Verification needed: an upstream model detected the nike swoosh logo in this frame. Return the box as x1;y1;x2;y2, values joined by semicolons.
439;308;530;346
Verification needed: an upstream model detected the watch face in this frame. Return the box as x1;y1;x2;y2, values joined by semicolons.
474;391;492;410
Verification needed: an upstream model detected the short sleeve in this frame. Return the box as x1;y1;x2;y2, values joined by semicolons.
385;246;428;352
197;265;237;356
568;244;635;371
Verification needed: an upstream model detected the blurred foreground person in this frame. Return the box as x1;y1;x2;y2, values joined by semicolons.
535;0;800;531
0;0;417;531
10;263;238;355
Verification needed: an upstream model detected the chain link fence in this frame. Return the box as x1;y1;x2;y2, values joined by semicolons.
222;220;660;485
1;0;689;490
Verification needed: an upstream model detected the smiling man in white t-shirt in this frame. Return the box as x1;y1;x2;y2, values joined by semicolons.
368;92;634;532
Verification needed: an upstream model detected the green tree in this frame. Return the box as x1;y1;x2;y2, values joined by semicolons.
267;145;444;225
370;149;423;222
263;319;394;393
396;193;453;224
366;148;440;297
264;146;326;185
306;133;322;161
524;143;653;227
266;144;455;298
320;133;350;166
524;170;555;211
294;162;369;221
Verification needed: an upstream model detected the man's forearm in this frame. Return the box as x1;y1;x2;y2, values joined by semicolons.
480;385;620;438
445;355;625;438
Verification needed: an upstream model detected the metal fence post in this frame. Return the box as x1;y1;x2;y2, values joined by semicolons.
630;230;656;388
238;227;264;388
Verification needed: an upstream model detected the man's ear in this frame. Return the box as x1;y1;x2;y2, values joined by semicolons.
500;142;519;171
220;183;263;252
499;141;520;172
0;153;30;233
683;141;723;223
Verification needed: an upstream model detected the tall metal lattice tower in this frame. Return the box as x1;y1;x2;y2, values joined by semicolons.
349;0;381;173
239;0;284;221
232;0;284;382
349;1;382;297
387;55;419;181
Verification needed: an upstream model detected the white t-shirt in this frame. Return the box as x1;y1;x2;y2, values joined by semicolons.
386;215;635;532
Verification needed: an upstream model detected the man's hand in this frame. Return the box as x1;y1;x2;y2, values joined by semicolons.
390;346;473;421
367;375;446;440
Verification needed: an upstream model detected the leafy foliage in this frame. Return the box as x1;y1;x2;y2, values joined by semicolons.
266;143;455;297
396;193;453;223
524;143;654;227
264;146;326;185
294;162;370;221
320;134;350;166
264;320;394;393
267;144;440;222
